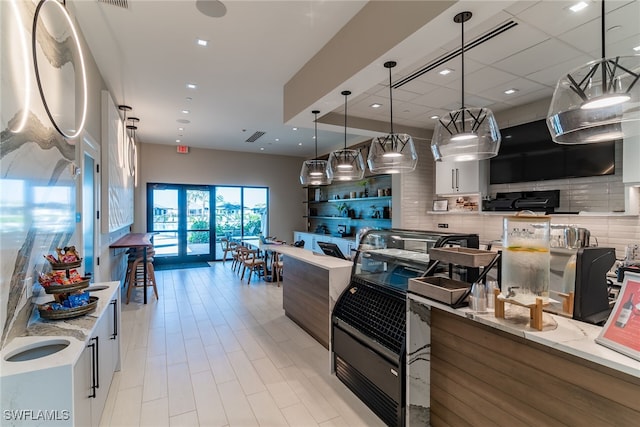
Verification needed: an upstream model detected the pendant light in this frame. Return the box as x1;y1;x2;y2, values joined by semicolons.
431;11;501;162
327;91;365;181
300;110;333;186
547;0;639;144
368;61;418;174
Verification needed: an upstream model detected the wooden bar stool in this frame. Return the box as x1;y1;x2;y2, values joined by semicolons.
125;252;159;304
271;252;283;286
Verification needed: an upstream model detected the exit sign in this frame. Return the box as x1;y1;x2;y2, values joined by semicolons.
177;145;189;154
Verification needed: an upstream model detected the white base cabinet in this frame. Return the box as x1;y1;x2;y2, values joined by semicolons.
73;296;120;426
435;160;488;196
0;282;121;427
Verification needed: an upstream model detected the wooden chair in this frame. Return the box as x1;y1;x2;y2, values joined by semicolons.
220;237;237;263
125;252;159;304
239;246;266;284
271;251;284;286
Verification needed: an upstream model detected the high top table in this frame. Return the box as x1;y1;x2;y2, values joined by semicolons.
109;233;154;304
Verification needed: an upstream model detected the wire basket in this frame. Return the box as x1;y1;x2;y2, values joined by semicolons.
43;278;90;294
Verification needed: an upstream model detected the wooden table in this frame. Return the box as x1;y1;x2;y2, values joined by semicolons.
109;233;154;304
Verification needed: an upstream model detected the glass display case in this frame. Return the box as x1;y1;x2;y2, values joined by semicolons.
351;229;481;292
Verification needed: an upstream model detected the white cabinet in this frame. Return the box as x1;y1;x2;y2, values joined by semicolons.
435;160;488;195
73;296;120;427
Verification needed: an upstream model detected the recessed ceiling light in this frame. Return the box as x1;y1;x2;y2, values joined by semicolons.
178;127;184;131
504;88;518;95
298;142;302;146
430;115;439;119
260;147;265;151
569;2;588;12
176;139;181;143
185;97;193;102
439;68;453;75
186;83;197;89
313;136;316;139
370;103;382;108
293;127;298;131
275;138;279;142
181;110;190;114
196;39;208;47
634;45;640;52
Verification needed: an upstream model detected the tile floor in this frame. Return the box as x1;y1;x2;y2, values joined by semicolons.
100;262;385;427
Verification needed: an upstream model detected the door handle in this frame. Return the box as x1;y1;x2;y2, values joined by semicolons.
88;337;98;398
110;299;118;340
451;169;455;190
455;168;460;191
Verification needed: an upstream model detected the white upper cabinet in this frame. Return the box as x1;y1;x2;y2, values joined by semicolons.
435;160;489;196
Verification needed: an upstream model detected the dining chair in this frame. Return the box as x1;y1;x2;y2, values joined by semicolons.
220;237;237;264
239;246;266;284
271;251;284;286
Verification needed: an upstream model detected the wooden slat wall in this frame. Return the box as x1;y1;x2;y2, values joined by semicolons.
431;309;640;426
282;256;329;348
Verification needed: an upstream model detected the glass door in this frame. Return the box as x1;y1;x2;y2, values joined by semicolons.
242;187;268;245
148;184;213;264
214;187;241;260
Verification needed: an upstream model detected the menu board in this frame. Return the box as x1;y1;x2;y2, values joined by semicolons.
596;272;640;361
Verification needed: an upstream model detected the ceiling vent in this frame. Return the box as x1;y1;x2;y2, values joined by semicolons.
98;0;129;9
245;131;266;143
393;19;519;89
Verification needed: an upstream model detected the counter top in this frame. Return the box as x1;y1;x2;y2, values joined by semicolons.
294;231;356;241
408;292;640;379
262;243;353;269
1;281;120;377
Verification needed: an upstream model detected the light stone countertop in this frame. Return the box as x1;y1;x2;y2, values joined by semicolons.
0;281;120;377
408;292;640;379
261;243;353;270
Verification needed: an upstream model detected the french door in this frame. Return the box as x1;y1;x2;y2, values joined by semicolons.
147;184;212;264
147;184;268;264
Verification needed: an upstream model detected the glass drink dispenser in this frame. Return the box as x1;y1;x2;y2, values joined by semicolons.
502;213;551;304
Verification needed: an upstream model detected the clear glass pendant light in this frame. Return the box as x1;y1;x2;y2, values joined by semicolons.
547;0;639;144
368;61;417;174
327;91;365;181
431;11;501;162
300;110;333;186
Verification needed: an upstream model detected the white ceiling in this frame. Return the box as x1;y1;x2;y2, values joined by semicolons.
70;0;640;158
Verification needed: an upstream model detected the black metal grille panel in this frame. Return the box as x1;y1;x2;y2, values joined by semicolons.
333;277;406;355
335;355;400;427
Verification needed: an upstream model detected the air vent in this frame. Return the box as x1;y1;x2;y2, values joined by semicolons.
245;131;265;143
98;0;129;8
393;19;519;89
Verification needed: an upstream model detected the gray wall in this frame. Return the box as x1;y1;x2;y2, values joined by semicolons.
135;143;306;244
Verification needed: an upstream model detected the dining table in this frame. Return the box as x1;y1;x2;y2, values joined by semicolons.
109;233;154;304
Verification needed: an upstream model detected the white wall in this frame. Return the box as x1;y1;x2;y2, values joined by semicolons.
136;143;306;243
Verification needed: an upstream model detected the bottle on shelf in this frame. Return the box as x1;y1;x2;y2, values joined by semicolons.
615;293;634;328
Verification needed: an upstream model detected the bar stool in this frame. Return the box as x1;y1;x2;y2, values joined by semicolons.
271;251;283;286
124;249;159;304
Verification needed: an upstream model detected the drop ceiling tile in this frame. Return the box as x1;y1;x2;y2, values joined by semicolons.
504;1;540;16
399;58;484;89
411;86;460;109
444;66;520;94
516;0;601;37
464;94;497;108
478;77;548;102
373;86;422;102
464;21;550;65
503;87;554;106
593;34;640;57
526;54;593;86
494;38;585;76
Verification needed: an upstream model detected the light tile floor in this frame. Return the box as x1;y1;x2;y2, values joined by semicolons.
100;262;385;427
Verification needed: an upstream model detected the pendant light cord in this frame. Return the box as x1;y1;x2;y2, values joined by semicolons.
601;0;606;93
343;93;348;149
461;15;465;110
314;111;318;160
388;66;394;135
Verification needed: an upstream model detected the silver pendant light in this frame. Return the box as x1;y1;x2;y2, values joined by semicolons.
327;91;365;181
300;110;333;186
368;61;418;174
547;0;639;144
431;11;501;162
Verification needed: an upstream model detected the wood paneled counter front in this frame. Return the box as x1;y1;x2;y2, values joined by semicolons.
407;293;640;426
262;244;352;349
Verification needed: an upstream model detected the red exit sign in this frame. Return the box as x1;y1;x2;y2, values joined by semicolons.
177;145;189;154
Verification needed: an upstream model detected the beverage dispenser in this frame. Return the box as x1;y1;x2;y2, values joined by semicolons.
502;212;551;304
